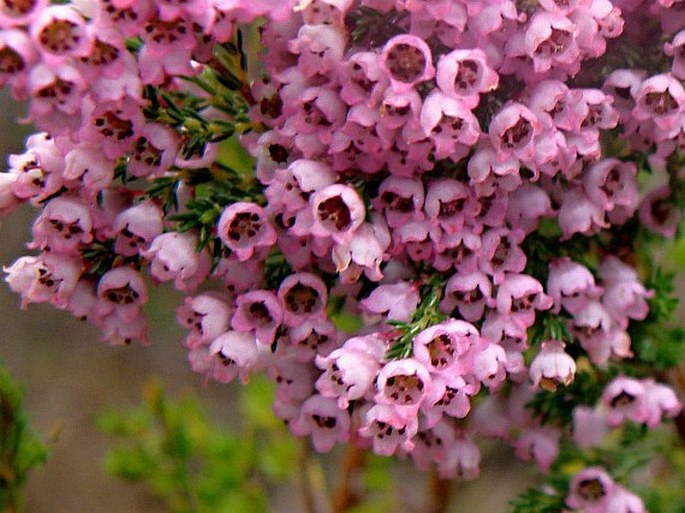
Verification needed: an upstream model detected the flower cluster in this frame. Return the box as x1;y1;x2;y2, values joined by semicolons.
0;0;684;506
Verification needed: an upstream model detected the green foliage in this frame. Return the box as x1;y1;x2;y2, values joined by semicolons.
630;268;685;370
641;436;685;513
97;377;296;513
0;361;49;513
386;275;446;360
510;487;567;513
526;370;605;426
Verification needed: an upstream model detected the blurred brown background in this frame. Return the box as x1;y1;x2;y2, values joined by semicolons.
0;93;535;513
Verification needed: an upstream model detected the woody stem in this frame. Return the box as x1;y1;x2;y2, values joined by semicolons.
331;442;367;513
428;471;453;513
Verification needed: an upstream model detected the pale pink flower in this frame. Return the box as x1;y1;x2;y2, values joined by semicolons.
208;331;259;384
30;196;92;253
142;232;211;292
529;340;576;391
380;34;435;92
566;467;615;513
639;185;682;238
278;273;328;327
95;267;148;321
290;395;350;452
436;48;498;107
176;293;231;349
360;281;419;322
358;403;418;456
514;425;560;473
602;376;649;426
4;253;81;309
231;290;284;345
315;333;386;408
217;202;277;261
112;202;163;258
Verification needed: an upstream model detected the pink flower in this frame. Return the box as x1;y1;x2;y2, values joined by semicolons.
176;293;231;349
290;395;350;452
374;358;432;419
137;19;196;84
558;188;608;239
419;90;481;161
375;176;425;228
4;253;81;308
529;340;576;391
572;406;609;449
602;376;649;426
584;159;638;213
443;430;481;480
63;145;115;191
142;232;211;292
29;5;91;61
128;123;180;177
295;0;355;26
489;103;540;162
100;310;149;346
208;331;259;384
360;281;419;322
30;196;92;253
331;219;389;282
639;185;682;238
112;202;163;257
496;273;553;329
217;202;277;261
413;319;479;374
665;30;685;79
605;486;647;513
231;290;284;345
286;318;338;361
79;98;144;159
95;266;148;321
310;184;365;243
271;356;317;403
315;333;386;408
380;34;435;92
410;419;460;475
278;273;328;327
514;425;560;473
436;48;498;107
0;29;38;98
478;228;527;284
505;184;553;234
424;179;475;234
338;51;389;106
358;403;418;456
566;467;615;513
547;257;601;314
288;23;347;78
643;379;682;427
471;341;508;390
633;74;685;137
0;0;47;27
441;271;494;321
599;256;653;327
0;172;19;216
525;12;580;74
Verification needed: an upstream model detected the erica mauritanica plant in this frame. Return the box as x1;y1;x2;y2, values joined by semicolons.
0;0;685;511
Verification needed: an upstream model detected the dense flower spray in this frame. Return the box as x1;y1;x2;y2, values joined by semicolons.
1;0;685;509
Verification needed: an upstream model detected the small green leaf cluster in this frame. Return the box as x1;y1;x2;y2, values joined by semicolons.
0;361;49;513
630;268;685;370
97;377;297;513
385;275;446;360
